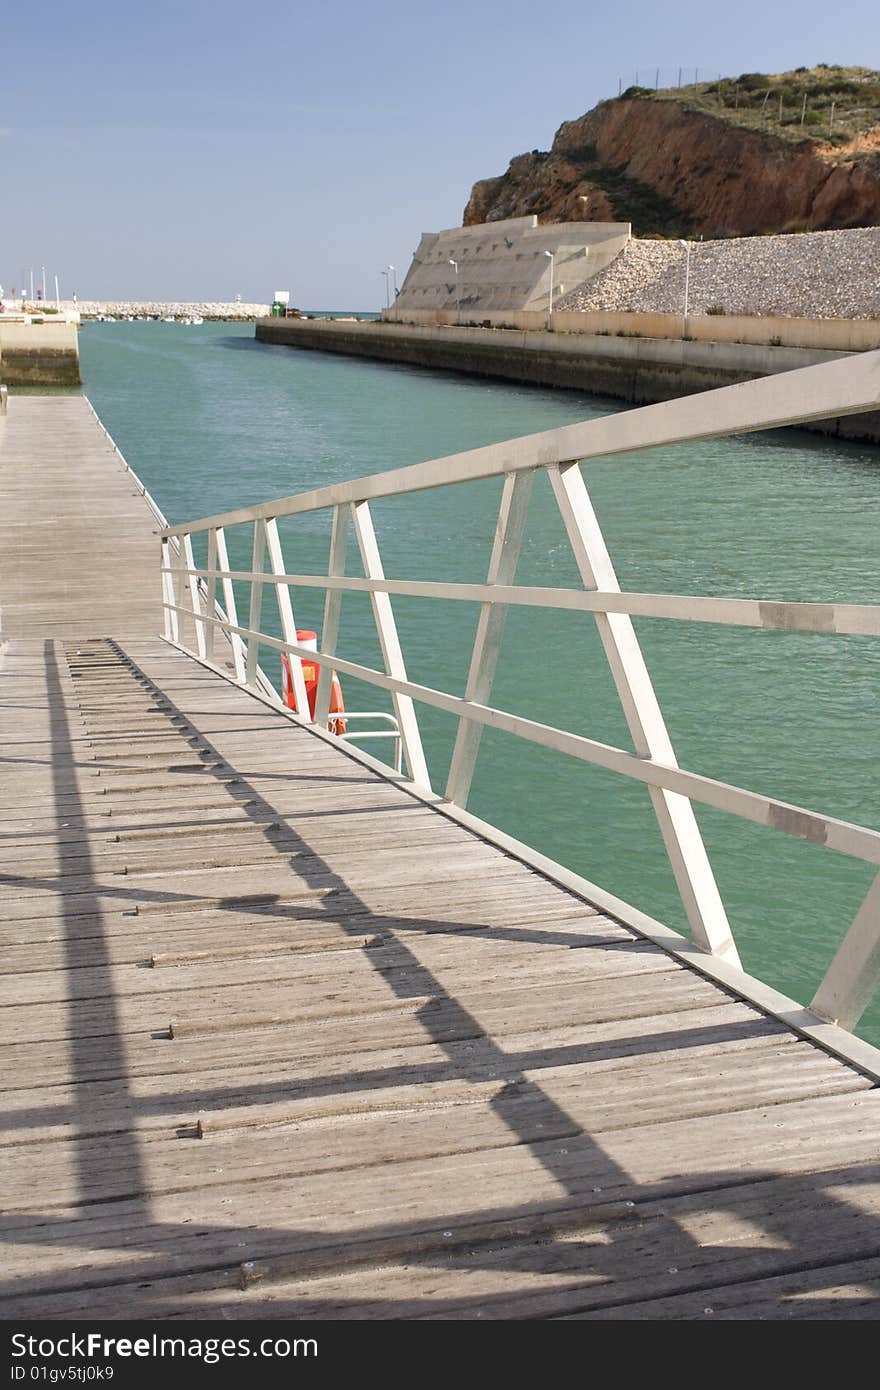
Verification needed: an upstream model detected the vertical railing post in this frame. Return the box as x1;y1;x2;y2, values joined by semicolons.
445;470;533;807
265;516;311;719
548;461;740;966
204;528;218;662
183;532;207;659
169;535;190;647
811;870;880;1030
245;519;267;689
160;539;178;643
351;500;431;788
315;504;349;729
214;527;247;683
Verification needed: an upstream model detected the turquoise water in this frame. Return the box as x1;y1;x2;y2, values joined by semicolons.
79;320;880;1043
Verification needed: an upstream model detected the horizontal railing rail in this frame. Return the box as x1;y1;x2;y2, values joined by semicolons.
159;350;880;1033
167;565;880;637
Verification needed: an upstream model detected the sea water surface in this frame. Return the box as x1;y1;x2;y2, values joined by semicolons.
79;320;880;1043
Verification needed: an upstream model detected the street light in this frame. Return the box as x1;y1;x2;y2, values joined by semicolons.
448;258;460;316
381;268;391;309
544;250;555;329
677;239;691;333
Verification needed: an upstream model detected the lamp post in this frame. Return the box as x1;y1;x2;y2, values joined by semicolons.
544;249;555;329
677;239;691;335
381;268;391;309
448;258;459;317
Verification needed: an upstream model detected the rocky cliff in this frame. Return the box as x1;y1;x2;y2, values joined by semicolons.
464;76;880;237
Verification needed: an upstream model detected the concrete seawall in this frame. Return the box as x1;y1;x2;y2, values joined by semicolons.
0;321;81;387
255;318;880;446
381;307;880;353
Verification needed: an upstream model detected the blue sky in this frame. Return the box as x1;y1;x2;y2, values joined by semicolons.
2;1;877;307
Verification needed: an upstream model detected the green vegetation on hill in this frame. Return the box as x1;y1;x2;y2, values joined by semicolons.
634;65;880;155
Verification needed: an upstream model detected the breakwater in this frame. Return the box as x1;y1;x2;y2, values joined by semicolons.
255;317;880;445
72;300;270;320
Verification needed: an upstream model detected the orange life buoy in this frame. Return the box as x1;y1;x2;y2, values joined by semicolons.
281;631;346;735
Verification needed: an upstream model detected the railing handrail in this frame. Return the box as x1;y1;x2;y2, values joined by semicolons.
160;349;880;1034
161;348;880;537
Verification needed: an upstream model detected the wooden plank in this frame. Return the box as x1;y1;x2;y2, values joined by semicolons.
6;1207;880;1321
576;1258;880;1320
0;951;680;1044
3;1093;880;1307
0;978;761;1089
0;1004;791;1145
0;926;657;1007
0;913;615;978
3;1079;876;1215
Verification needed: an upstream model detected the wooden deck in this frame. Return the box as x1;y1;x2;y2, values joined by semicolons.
0;396;160;640
2;397;880;1320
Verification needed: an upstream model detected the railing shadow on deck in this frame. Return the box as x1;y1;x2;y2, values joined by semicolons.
2;642;879;1319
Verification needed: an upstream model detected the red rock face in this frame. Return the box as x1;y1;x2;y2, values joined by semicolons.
463;98;880;235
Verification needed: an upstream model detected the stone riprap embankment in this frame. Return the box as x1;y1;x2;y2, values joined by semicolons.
69;301;270;320
556;228;880;318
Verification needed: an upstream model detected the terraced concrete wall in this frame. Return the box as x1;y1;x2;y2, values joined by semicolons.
396;216;631;314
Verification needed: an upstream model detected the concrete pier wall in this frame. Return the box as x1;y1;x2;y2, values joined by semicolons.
0;321;81;386
255;317;880;445
381;306;880;353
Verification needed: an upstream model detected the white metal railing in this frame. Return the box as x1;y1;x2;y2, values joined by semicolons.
160;349;880;1032
328;711;403;773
